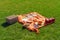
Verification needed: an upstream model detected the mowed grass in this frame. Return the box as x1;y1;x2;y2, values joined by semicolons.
0;0;60;40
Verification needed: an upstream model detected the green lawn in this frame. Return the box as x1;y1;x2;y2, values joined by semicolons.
0;0;60;40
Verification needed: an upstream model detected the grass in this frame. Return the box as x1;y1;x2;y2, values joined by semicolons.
0;0;60;40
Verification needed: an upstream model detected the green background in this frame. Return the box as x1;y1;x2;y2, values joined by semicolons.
0;0;60;40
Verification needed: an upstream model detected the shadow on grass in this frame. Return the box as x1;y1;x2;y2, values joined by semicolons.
1;22;14;27
21;26;26;30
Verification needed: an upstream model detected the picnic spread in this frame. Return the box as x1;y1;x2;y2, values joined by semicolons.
17;12;55;33
6;12;55;33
